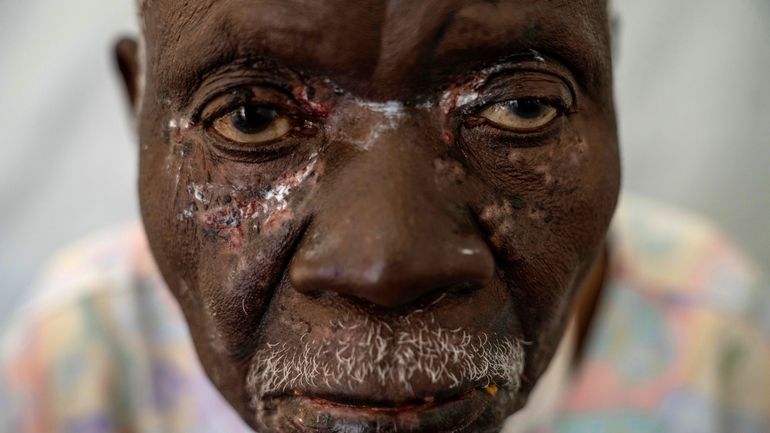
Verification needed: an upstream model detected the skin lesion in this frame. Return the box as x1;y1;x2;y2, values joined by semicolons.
177;152;322;247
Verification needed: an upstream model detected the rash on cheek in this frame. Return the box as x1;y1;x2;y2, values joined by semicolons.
477;134;593;253
479;200;520;249
179;154;323;247
533;165;554;186
506;134;589;187
433;157;468;186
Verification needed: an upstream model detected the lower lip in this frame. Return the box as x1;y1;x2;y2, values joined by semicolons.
268;389;493;433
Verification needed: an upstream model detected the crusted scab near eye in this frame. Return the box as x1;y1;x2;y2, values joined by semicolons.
167;117;193;143
185;154;323;246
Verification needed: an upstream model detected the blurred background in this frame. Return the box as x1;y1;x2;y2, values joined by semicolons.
1;0;768;328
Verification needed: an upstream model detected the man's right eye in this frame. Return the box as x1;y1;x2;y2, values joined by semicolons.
212;104;292;146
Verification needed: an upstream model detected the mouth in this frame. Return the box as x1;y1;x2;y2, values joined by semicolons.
262;385;500;433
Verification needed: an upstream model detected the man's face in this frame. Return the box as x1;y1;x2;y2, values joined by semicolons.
132;0;618;431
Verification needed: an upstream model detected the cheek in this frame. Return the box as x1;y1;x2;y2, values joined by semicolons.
139;114;323;355
475;124;617;261
181;154;320;247
470;121;619;340
433;156;468;187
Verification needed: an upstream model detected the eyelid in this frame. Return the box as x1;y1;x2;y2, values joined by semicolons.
200;86;297;124
455;69;576;144
185;65;301;123
476;70;575;111
200;89;249;121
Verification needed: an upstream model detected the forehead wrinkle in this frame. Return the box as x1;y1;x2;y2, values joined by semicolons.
369;0;460;95
428;0;612;99
140;0;610;103
144;0;386;101
367;0;611;101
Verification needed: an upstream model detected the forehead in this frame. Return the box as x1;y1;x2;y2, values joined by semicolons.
141;0;610;100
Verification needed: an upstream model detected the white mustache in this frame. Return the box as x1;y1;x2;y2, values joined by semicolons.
247;316;526;399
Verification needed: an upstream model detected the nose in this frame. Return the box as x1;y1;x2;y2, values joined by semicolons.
289;117;495;309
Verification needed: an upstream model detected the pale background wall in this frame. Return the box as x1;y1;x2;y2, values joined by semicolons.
1;0;769;328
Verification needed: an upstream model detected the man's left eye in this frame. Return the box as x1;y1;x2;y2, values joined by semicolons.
212;104;292;145
478;99;560;133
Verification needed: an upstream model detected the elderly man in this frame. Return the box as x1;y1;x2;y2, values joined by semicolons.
2;0;769;432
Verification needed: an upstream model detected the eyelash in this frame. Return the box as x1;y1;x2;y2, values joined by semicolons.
199;88;287;121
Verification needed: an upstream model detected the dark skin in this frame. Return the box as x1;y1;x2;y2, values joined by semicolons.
116;0;619;431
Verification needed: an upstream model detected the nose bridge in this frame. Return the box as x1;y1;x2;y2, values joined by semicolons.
289;105;495;308
319;107;445;275
341;100;411;152
322;100;439;243
355;105;431;235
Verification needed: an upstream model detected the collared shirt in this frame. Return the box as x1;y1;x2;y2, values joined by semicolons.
2;195;769;433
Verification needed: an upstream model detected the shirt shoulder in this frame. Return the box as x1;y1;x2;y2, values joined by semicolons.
0;225;250;433
556;195;770;432
611;194;765;314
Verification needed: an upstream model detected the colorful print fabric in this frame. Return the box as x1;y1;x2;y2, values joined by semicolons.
2;195;769;433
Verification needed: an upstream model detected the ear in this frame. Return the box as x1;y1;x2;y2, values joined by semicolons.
114;37;141;113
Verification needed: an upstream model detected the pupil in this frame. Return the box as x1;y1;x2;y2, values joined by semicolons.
509;99;545;119
233;105;277;134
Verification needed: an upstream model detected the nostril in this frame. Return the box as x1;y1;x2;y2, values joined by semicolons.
289;194;496;310
393;280;485;312
291;280;485;318
288;257;342;295
290;251;491;310
289;227;496;309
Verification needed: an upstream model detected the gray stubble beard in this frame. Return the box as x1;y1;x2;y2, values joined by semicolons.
246;315;526;406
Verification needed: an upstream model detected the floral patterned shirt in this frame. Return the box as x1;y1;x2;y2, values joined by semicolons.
2;195;769;433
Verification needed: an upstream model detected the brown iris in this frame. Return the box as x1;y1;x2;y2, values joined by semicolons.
212;104;292;145
479;99;559;133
